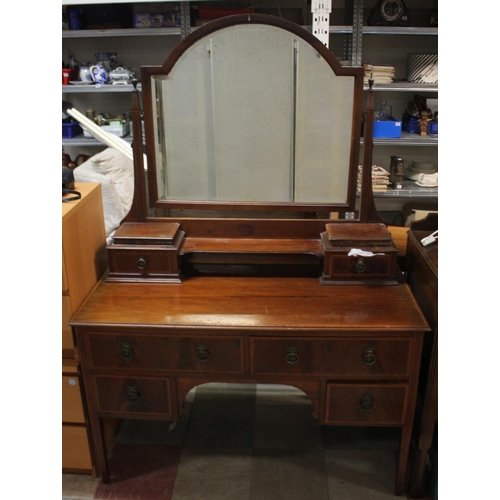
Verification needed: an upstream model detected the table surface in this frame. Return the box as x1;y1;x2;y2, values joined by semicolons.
72;276;429;332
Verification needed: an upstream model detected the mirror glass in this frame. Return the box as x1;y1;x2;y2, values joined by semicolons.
149;22;358;208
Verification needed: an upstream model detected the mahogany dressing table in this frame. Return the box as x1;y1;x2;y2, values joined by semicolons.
70;15;429;496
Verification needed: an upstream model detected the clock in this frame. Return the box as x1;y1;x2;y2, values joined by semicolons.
368;0;410;26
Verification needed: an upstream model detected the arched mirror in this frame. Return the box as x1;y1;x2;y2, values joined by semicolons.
139;14;365;214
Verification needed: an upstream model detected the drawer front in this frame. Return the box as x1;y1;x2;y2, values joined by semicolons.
324;384;407;425
62;375;85;423
88;333;244;374
62;296;74;351
62;425;92;471
94;375;172;417
108;248;178;279
326;254;395;278
251;337;411;377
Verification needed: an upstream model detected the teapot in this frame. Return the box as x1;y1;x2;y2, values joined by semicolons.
90;63;108;84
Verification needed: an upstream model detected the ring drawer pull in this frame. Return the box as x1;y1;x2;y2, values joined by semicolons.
354;258;366;274
196;344;210;362
137;257;147;270
120;341;134;360
126;386;139;402
362;347;377;365
285;346;299;365
360;394;374;411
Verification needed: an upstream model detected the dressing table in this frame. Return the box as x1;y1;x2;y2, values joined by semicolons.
70;15;429;496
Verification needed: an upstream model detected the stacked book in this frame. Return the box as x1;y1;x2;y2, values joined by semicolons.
357;165;390;193
363;63;395;84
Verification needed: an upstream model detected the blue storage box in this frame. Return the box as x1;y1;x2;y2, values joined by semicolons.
62;122;82;139
372;117;402;138
403;115;438;135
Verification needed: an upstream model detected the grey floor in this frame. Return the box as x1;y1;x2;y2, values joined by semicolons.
63;383;416;500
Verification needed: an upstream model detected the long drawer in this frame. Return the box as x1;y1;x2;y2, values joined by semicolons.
94;375;173;417
250;337;411;378
87;332;244;374
324;383;407;425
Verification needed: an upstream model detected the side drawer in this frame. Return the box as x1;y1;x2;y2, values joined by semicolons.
324;383;407;425
250;337;411;378
62;425;92;471
94;375;173;417
107;248;179;281
87;332;244;374
326;254;396;278
62;375;85;424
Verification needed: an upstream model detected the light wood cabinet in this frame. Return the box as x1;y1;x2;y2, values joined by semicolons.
62;182;107;474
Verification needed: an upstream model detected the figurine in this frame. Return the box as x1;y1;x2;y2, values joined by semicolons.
419;109;432;136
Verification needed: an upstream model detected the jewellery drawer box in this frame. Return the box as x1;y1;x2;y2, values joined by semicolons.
94;375;173;417
87;332;245;374
107;222;185;283
321;223;399;285
250;337;411;378
324;383;407;425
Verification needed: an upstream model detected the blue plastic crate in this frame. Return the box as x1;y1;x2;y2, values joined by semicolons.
372;117;402;138
403;115;438;135
62;122;82;139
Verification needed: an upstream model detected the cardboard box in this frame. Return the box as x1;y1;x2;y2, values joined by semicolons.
134;13;151;28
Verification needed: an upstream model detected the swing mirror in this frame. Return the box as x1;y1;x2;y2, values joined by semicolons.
141;14;364;215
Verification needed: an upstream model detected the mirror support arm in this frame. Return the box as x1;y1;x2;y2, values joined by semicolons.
359;77;385;224
125;79;148;222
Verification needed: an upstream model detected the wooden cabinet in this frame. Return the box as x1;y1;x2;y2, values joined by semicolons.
72;277;429;494
405;215;438;498
62;182;107;473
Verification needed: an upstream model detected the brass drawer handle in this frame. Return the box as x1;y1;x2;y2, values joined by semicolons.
360;394;374;411
137;257;147;270
196;344;210;362
362;347;377;365
120;341;134;360
126;386;139;402
285;346;299;365
354;258;366;274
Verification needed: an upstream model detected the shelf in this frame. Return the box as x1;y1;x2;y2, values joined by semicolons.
62;134;134;147
62;83;142;93
361;132;438;147
62;27;182;38
372;179;437;199
362;26;438;36
365;82;438;93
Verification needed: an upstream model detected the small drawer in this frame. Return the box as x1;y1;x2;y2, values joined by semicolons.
325;254;396;278
62;425;92;471
62;375;85;423
94;375;173;417
88;333;244;374
107;248;180;281
324;384;407;425
251;337;411;378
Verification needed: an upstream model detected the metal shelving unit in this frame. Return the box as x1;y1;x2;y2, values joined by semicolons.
62;0;438;213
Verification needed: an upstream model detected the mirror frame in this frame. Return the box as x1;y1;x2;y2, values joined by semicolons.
140;14;365;214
